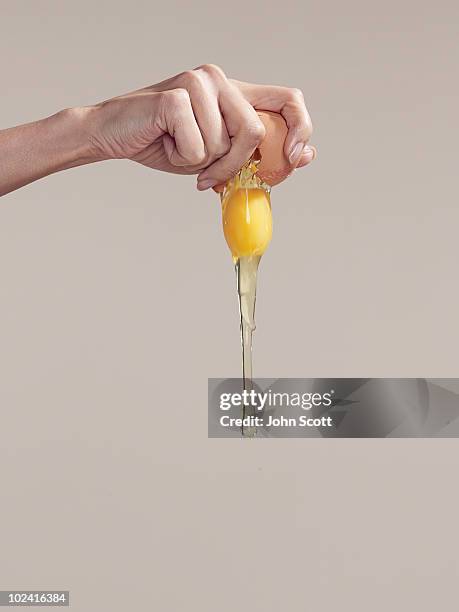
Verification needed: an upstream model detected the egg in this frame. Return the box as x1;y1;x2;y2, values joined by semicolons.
217;111;291;260
256;110;292;186
213;111;292;193
222;187;272;259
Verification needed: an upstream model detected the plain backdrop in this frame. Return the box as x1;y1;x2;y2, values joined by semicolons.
1;1;458;610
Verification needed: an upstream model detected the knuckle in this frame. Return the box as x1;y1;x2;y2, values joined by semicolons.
183;69;202;87
169;87;191;110
299;112;313;141
177;142;206;167
189;150;207;166
292;120;313;144
197;63;226;80
217;139;231;157
245;120;266;146
188;146;208;167
208;138;231;161
288;87;305;103
176;149;206;167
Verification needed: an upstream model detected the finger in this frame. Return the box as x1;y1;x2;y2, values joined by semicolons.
296;145;317;168
159;88;206;167
132;136;199;176
183;70;231;165
232;80;313;166
196;86;266;190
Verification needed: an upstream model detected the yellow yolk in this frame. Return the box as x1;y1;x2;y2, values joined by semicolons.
222;187;272;259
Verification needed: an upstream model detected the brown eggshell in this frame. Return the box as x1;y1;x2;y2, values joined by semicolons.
256;110;292;186
213;110;293;193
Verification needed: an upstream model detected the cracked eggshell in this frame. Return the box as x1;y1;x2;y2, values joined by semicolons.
256;110;292;186
213;110;294;193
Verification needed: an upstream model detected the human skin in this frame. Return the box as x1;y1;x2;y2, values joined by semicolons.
0;64;314;198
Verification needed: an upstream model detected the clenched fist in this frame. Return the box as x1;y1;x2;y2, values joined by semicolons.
0;64;314;197
88;64;315;190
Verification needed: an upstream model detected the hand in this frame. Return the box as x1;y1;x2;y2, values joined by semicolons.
88;64;314;190
0;64;314;198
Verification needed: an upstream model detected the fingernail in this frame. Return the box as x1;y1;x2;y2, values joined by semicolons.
303;145;316;162
197;178;216;191
289;142;305;165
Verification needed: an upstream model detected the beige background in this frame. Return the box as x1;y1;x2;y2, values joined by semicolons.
1;0;459;609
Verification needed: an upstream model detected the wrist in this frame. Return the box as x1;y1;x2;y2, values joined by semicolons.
68;99;132;162
47;105;107;170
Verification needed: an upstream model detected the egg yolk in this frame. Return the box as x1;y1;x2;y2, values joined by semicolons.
222;187;272;259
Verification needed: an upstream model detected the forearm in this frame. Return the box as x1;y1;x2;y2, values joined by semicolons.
0;107;100;197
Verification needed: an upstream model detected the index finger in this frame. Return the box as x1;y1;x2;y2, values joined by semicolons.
231;80;313;164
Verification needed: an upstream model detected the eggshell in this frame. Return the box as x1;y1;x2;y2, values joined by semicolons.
256;110;292;186
213;110;293;193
